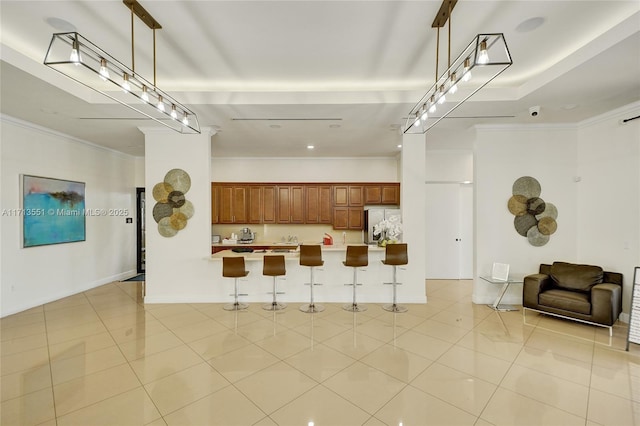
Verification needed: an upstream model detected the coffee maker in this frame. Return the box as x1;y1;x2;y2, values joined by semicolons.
239;227;254;243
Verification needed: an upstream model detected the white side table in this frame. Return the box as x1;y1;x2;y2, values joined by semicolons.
480;276;523;311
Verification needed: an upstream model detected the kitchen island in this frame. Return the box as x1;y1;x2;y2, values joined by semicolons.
207;244;399;305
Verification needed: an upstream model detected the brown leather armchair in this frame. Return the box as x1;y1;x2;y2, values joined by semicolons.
523;261;622;335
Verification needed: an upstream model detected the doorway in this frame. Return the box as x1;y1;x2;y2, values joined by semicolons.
136;187;145;273
425;182;473;279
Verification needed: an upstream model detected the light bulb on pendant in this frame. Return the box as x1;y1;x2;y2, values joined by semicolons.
413;112;421;128
170;105;178;120
121;73;131;93
420;104;428;121
449;72;458;94
462;58;472;82
141;86;150;103
478;40;489;64
437;84;446;104
428;95;437;113
99;58;110;81
70;38;82;65
157;95;165;112
182;113;189;126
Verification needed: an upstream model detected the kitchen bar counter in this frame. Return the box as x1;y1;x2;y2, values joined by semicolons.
211;242;385;254
204;244;393;305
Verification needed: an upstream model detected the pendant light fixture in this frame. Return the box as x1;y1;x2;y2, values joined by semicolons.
44;0;200;134
404;0;512;134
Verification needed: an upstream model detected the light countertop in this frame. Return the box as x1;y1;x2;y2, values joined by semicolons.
209;243;384;260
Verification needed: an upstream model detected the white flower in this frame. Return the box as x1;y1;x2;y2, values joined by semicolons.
373;215;402;240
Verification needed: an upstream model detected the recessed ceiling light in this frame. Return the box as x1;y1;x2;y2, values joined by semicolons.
307;145;315;150
397;144;402;148
515;17;545;33
45;17;76;32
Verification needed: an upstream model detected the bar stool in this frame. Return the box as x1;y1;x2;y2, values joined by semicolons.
382;243;408;313
222;256;250;311
299;245;325;313
343;245;368;312
262;255;287;311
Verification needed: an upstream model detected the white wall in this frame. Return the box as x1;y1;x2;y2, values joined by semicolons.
1;116;137;317
211;157;399;182
576;103;640;316
143;128;214;303
473;125;579;305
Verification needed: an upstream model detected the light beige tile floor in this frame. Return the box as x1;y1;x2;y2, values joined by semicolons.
2;279;640;425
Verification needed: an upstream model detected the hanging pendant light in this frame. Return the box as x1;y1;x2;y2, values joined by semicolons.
404;0;512;134
43;0;200;134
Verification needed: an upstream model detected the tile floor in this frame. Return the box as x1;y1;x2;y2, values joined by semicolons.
2;279;640;425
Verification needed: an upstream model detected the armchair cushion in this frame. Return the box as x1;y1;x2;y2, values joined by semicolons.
539;289;591;315
550;261;603;292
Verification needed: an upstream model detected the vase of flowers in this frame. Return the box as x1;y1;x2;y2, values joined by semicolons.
373;214;402;247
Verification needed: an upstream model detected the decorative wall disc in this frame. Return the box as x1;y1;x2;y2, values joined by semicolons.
512;176;541;199
152;169;194;237
164;169;191;193
507;176;558;246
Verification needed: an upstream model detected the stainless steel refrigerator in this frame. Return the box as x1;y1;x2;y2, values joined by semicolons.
364;207;401;244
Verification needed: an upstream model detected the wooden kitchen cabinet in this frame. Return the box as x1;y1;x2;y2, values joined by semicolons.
333;207;363;230
305;185;332;224
334;185;363;206
364;183;400;205
277;185;305;223
219;185;248;223
211;184;220;224
248;185;277;224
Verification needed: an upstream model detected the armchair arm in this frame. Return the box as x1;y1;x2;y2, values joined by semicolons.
591;283;622;326
523;273;552;308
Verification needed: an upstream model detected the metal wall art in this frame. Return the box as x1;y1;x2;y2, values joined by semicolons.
152;169;194;237
507;176;558;246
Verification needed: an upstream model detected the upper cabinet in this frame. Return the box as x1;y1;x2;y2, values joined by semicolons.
305;185;332;224
334;185;363;207
248;185;276;224
219;185;248;223
212;182;399;226
276;185;305;224
364;183;400;205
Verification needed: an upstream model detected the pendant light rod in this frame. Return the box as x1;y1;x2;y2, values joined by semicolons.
130;3;135;72
153;28;157;87
435;27;440;83
122;0;162;30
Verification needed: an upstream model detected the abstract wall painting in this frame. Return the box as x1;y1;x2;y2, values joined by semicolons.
22;175;86;247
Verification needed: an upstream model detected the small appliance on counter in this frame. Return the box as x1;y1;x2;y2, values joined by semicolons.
212;234;221;243
323;233;333;245
238;227;255;244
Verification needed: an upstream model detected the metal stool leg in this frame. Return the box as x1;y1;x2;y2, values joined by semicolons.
383;265;408;313
263;276;286;311
300;267;325;313
343;267;367;312
224;278;249;311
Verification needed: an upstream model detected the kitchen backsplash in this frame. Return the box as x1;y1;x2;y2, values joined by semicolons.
211;224;364;245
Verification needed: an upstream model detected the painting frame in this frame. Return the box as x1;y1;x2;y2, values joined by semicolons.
21;174;86;248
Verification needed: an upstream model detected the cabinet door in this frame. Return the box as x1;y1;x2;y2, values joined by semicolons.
305;186;321;224
262;186;277;224
290;185;305;223
364;185;382;204
276;186;291;223
211;184;220;224
348;207;363;229
318;186;332;223
348;186;364;206
219;186;234;223
381;184;400;205
232;186;248;223
248;186;262;224
334;186;349;206
332;207;348;229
